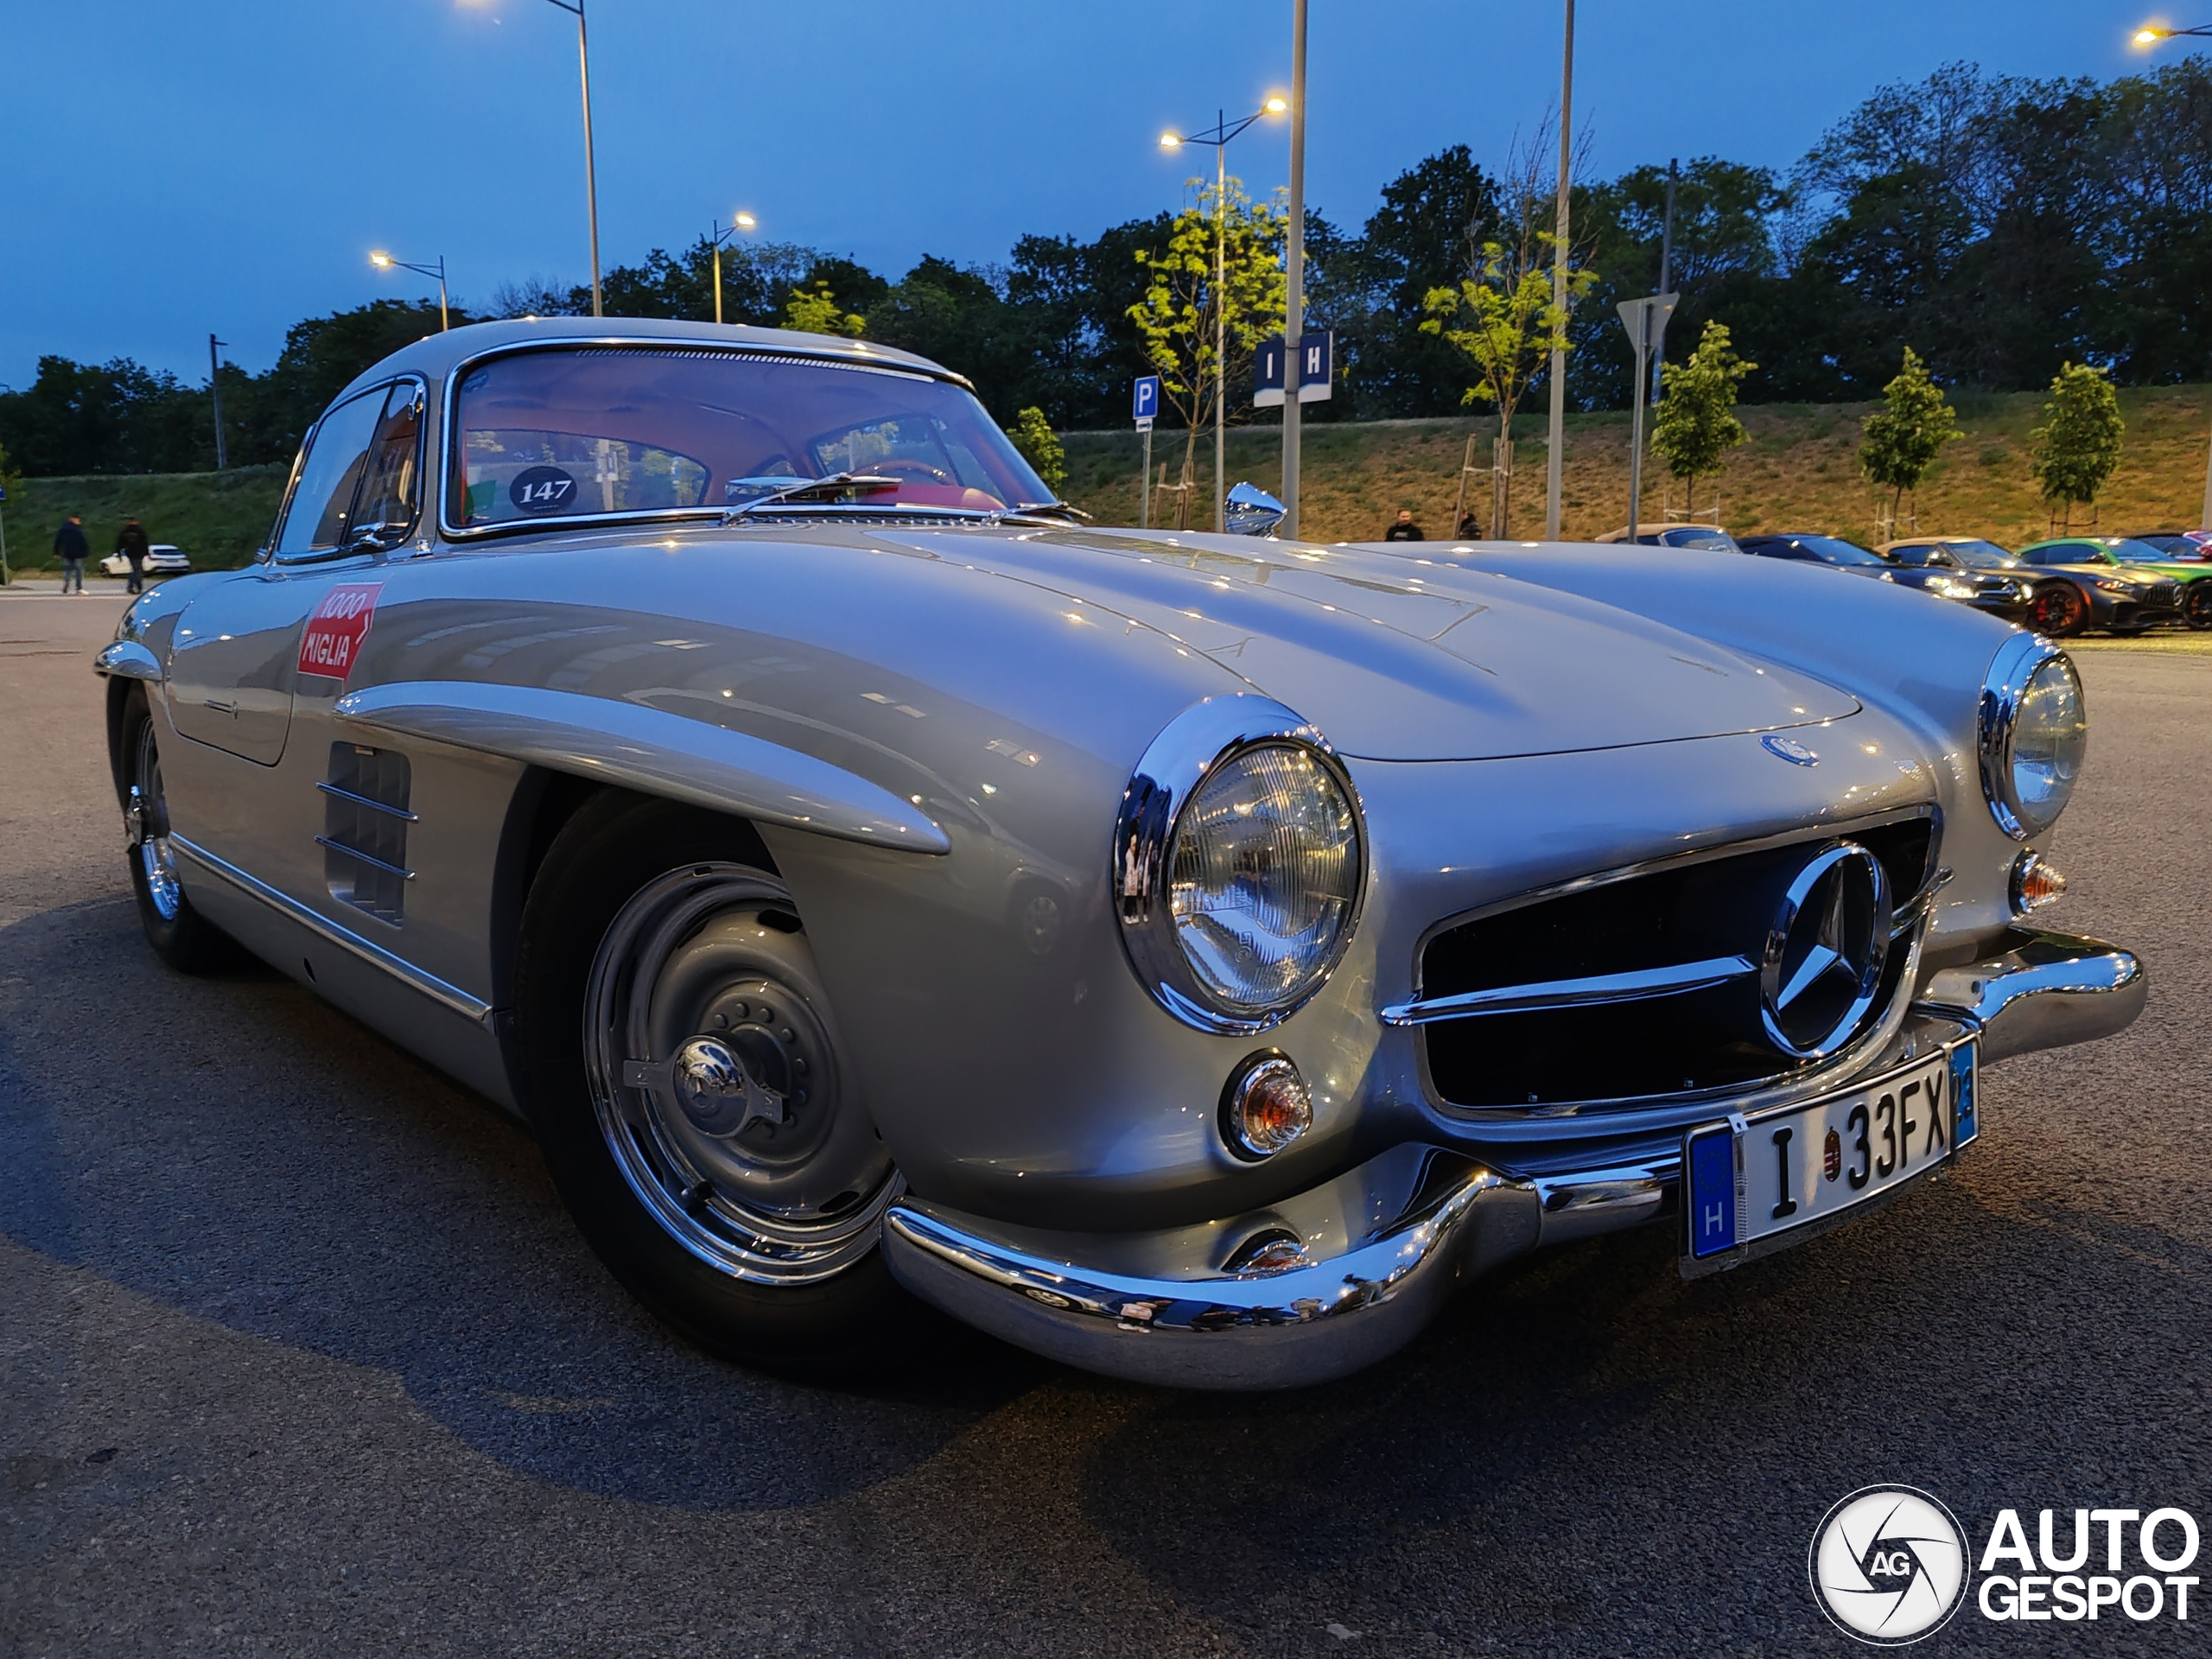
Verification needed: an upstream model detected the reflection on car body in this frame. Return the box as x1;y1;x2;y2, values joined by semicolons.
92;317;2146;1390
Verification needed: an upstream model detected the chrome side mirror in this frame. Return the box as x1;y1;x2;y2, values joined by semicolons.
1224;481;1286;537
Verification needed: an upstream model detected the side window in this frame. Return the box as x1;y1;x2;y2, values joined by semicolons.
353;384;425;538
276;387;390;556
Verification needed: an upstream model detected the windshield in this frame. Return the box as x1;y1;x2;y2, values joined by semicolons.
1933;540;2018;569
2103;537;2182;563
1787;535;1889;567
449;346;1052;531
2036;543;2114;566
1656;527;1743;551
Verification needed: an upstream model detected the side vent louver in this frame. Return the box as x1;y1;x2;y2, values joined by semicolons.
319;743;414;925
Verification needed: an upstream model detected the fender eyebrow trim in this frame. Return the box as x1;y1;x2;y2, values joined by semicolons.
332;679;951;855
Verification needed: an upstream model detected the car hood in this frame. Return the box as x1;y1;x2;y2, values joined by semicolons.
867;527;1859;761
2042;562;2169;585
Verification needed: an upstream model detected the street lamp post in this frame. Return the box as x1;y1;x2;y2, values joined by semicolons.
370;251;449;330
1283;0;1309;540
1545;0;1576;541
208;334;229;471
709;212;757;326
1160;96;1287;534
543;0;602;318
2136;22;2212;525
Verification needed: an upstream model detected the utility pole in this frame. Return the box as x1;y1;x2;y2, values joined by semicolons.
208;334;229;471
1544;0;1576;541
1653;160;1677;410
1282;0;1309;539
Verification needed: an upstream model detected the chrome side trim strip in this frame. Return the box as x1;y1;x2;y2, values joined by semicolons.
93;640;163;683
315;780;419;821
314;836;416;880
170;835;493;1027
1380;954;1753;1027
332;680;950;855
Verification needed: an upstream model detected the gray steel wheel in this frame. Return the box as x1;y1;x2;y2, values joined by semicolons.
129;716;182;921
582;861;899;1286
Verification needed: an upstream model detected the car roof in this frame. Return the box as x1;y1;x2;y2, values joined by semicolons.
325;315;966;410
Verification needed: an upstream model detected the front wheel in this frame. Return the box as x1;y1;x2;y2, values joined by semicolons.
2028;582;2088;638
2183;581;2212;631
119;685;236;972
515;793;913;1373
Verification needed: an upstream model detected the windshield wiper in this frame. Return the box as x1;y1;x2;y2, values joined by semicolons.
722;473;901;522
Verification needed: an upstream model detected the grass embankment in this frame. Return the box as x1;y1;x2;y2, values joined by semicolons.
1061;385;2212;546
3;465;287;574
7;385;2204;575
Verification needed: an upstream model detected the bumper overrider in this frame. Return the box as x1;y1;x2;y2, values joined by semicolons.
884;927;2144;1389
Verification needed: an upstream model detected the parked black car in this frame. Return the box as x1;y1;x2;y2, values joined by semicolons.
1881;535;2179;637
1738;532;2029;620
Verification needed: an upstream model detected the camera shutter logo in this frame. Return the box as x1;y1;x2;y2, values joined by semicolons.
1809;1485;1971;1644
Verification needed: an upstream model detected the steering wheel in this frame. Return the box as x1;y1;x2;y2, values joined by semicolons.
868;458;955;486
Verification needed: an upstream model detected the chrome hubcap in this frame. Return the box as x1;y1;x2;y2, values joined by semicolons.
585;863;897;1285
131;721;181;922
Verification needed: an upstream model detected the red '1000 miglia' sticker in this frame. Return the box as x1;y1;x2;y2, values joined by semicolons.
296;582;385;682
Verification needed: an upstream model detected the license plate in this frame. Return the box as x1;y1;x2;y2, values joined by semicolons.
1682;1039;1977;1273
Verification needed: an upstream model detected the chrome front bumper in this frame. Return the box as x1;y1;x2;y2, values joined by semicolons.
883;926;2144;1390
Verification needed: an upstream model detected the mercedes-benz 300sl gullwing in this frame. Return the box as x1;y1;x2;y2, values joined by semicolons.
94;319;2145;1389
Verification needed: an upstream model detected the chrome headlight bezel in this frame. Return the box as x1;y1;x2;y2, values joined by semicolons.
1979;632;2087;840
1113;695;1367;1035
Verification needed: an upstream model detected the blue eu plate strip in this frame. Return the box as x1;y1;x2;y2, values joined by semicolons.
1687;1125;1738;1258
1951;1043;1978;1147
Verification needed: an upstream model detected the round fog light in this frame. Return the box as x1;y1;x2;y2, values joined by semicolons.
2011;851;2068;914
1221;1052;1313;1160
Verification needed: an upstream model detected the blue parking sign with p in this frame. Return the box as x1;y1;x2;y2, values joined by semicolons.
1132;376;1160;423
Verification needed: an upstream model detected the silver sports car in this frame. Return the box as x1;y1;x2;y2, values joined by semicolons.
95;318;2144;1389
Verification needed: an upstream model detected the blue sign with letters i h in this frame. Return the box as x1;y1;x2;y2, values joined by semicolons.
1687;1124;1738;1257
1132;375;1161;424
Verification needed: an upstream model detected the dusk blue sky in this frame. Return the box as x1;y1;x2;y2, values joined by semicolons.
1;1;2184;388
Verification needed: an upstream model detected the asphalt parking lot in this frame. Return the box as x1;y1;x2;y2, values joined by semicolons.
3;591;2207;1657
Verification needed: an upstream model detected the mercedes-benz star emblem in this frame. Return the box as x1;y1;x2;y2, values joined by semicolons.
1760;842;1891;1058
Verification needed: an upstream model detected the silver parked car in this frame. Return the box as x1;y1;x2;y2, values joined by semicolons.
100;543;192;579
94;318;2144;1389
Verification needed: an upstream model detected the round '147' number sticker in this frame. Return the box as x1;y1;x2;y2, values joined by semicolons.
510;466;577;514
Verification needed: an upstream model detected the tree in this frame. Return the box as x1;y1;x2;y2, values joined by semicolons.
785;280;867;337
1859;346;1961;531
2031;361;2125;529
1651;320;1756;516
1127;177;1287;524
1008;408;1065;497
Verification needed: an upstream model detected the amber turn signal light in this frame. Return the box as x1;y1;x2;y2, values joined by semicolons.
2011;851;2068;913
1220;1052;1313;1160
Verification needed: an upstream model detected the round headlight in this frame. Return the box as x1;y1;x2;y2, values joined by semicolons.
1980;635;2087;839
1116;696;1366;1033
1170;743;1359;1014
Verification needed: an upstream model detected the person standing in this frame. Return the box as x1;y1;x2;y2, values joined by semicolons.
116;517;150;595
1382;508;1425;543
54;516;89;594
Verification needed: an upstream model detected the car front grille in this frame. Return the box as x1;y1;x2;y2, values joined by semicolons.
1414;816;1937;1111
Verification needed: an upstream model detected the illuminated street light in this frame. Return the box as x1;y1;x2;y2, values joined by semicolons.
370;251;449;331
2133;21;2212;43
709;211;759;327
1154;98;1288;533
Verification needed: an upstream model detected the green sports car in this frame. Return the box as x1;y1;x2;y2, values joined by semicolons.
2015;536;2205;631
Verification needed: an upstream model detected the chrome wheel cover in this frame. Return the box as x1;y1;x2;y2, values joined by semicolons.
582;862;898;1285
130;719;182;922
